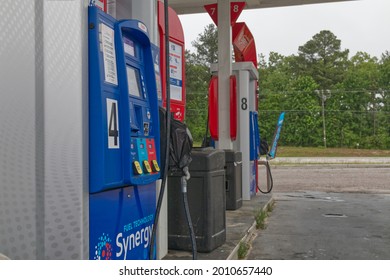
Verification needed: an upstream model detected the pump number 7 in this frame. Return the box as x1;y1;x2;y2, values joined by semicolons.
106;98;120;149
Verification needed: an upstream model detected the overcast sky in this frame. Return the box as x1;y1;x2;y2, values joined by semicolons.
178;0;390;61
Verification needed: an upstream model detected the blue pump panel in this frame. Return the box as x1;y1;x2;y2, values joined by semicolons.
88;6;160;260
151;44;163;105
89;7;123;193
89;184;156;260
249;111;260;161
89;7;160;193
115;19;161;186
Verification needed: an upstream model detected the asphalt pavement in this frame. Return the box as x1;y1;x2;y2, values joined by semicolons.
247;192;390;260
166;158;390;260
250;159;390;260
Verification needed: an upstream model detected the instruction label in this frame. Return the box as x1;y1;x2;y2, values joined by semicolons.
101;23;118;85
169;42;183;101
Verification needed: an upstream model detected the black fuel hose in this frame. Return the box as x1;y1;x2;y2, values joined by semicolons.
181;167;197;260
149;0;171;260
258;159;274;194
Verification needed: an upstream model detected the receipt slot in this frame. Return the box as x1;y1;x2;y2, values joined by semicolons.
89;6;160;260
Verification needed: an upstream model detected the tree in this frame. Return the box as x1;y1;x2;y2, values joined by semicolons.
296;30;349;89
185;50;210;93
191;24;218;66
184;24;219;143
186;26;390;149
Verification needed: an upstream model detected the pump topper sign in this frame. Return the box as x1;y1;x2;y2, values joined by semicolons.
204;2;246;26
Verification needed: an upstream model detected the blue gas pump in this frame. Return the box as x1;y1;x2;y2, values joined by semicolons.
88;6;160;260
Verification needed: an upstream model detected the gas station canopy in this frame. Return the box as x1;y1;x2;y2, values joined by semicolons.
169;0;355;14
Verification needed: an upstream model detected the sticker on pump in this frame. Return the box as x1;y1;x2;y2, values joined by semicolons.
100;24;118;86
138;22;148;34
106;98;120;149
169;42;183;101
90;0;105;11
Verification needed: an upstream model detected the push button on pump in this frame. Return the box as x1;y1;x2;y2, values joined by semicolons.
133;161;143;175
143;160;152;173
151;160;160;172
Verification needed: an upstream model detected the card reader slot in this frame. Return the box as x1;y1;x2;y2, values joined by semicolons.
130;123;139;132
132;105;143;134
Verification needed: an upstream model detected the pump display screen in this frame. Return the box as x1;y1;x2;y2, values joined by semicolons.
126;66;142;98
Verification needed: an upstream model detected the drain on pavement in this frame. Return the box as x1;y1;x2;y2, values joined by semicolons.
322;213;348;218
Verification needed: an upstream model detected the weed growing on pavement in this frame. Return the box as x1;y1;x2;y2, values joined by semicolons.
255;209;268;230
255;200;275;230
266;200;275;213
237;241;250;260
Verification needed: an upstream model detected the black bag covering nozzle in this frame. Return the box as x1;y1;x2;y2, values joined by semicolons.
159;107;193;175
159;107;196;259
169;118;193;176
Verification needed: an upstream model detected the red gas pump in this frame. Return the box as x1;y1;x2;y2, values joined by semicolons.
158;1;186;122
205;2;244;142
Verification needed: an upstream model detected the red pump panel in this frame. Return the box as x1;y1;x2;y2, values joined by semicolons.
230;75;237;141
208;76;219;141
208;75;237;141
158;1;186;121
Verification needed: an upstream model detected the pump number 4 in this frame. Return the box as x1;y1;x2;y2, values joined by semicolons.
107;98;120;149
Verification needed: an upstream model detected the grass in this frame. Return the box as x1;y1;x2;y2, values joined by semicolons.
266;200;275;213
192;143;390;157
276;146;390;157
255;209;268;230
255;200;275;230
237;241;250;260
236;201;275;260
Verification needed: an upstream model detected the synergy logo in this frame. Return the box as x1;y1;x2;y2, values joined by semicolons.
94;233;113;260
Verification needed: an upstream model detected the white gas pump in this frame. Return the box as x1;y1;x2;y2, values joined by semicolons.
211;62;259;201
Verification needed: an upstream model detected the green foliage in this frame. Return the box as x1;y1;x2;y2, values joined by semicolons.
191;24;218;66
185;50;210;93
296;30;349;89
184;28;390;149
185;92;208;144
255;209;268;230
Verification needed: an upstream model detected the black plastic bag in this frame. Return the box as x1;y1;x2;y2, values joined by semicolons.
260;138;269;156
169;118;193;171
159;107;193;174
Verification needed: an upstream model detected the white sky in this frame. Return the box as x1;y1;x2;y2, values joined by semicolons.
178;0;390;60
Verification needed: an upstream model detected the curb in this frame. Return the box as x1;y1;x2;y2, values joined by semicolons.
270;164;390;169
271;157;390;165
227;196;275;260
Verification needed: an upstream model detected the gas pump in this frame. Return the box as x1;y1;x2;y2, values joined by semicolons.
89;6;161;260
158;1;186;121
232;22;260;198
209;21;260;201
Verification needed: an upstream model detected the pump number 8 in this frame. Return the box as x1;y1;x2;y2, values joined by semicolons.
241;98;248;110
